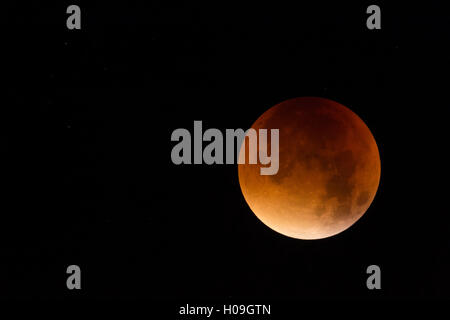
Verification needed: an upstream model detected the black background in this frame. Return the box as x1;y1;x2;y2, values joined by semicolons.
1;1;449;302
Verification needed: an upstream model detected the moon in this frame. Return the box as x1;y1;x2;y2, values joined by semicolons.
238;97;381;240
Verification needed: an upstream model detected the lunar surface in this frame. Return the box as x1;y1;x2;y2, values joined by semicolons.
238;97;381;240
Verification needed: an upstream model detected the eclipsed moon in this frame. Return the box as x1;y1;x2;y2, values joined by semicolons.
238;97;381;240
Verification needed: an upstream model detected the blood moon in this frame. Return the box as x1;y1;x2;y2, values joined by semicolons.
238;97;381;240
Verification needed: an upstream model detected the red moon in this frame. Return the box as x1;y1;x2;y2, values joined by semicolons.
238;97;381;240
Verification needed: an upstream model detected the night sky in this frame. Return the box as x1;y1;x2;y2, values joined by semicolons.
1;1;449;305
